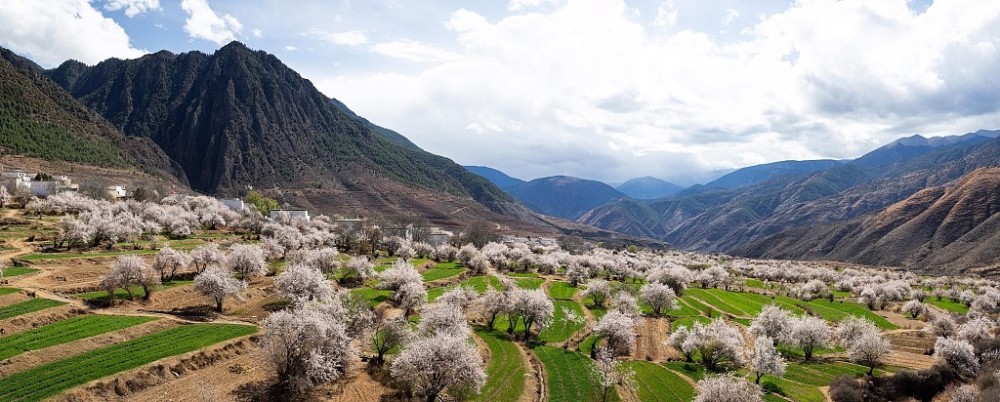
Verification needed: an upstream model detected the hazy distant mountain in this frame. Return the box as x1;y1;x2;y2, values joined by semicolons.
576;197;669;239
851;131;998;167
616;177;683;199
507;176;626;220
464;166;526;189
704;160;844;189
738;167;1000;274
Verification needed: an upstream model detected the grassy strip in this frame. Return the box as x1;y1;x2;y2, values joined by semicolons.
0;267;39;278
624;361;695;402
351;287;394;308
0;299;66;320
539;300;586;343
926;298;969;314
547;282;578;300
472;329;525;402
0;323;257;401
532;345;619;402
0;315;158;360
74;281;193;301
0;288;19;296
421;266;467;282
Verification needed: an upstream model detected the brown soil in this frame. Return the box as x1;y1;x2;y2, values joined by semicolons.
885;329;936;355
876;309;927;330
520;344;546;402
630;316;675;362
0;291;30;307
58;338;259;402
0;318;180;376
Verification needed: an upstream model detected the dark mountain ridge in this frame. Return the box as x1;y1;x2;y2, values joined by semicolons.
42;42;527;226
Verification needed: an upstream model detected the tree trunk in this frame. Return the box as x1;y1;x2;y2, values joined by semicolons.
142;286;153;301
216;297;224;312
425;391;438;402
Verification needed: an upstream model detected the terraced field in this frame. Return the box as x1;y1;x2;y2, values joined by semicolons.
538;300;586;343
624;361;696;402
0;298;66;320
0;323;257;401
533;345;619;402
0;315;157;360
421;262;467;282
473;329;525;402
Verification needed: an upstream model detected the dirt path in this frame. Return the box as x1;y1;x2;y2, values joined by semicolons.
518;343;546;402
875;310;926;330
631;316;677;362
0;318;180;376
662;366;698;388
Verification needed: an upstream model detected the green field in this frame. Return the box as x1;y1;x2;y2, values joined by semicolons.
532;345;619;402
755;361;883;402
683;288;897;330
624;361;695;402
0;315;158;360
0;288;19;296
926;298;969;314
0;267;38;278
75;280;194;301
428;275;502;302
473;329;526;402
0;298;66;320
0;323;257;401
538;300;586;343
547;282;579;300
351;287;393;307
421;263;467;282
515;277;544;290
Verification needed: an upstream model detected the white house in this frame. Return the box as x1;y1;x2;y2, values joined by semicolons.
426;227;454;246
220;198;245;212
270;209;310;221
1;172;31;191
107;185;127;199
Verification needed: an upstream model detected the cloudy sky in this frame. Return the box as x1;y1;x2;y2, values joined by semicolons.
1;0;999;185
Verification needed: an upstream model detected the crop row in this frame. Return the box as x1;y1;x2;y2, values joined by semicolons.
0;323;257;401
0;314;158;360
472;329;525;402
0;298;66;320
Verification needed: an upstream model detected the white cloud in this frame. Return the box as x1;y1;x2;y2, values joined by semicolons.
370;40;460;62
508;0;558;12
0;0;145;66
252;28;262;38
103;0;160;17
723;8;739;24
285;45;297;51
652;0;678;27
318;0;1000;183
180;0;242;45
303;29;369;47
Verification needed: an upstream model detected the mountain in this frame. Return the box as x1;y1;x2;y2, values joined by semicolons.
573;133;1000;259
616;176;683;199
738;167;1000;274
0;47;183;180
328;98;421;151
42;42;537;228
703;160;843;189
464;166;525;190
576;197;669;239
851;131;996;167
507;176;626;220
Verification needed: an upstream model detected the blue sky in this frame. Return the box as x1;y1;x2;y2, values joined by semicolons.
1;0;996;185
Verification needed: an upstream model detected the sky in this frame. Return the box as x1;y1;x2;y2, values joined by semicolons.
1;0;999;185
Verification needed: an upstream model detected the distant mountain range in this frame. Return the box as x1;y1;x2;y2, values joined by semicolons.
615;177;683;199
506;176;626;221
466;129;1000;272
463;166;525;190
